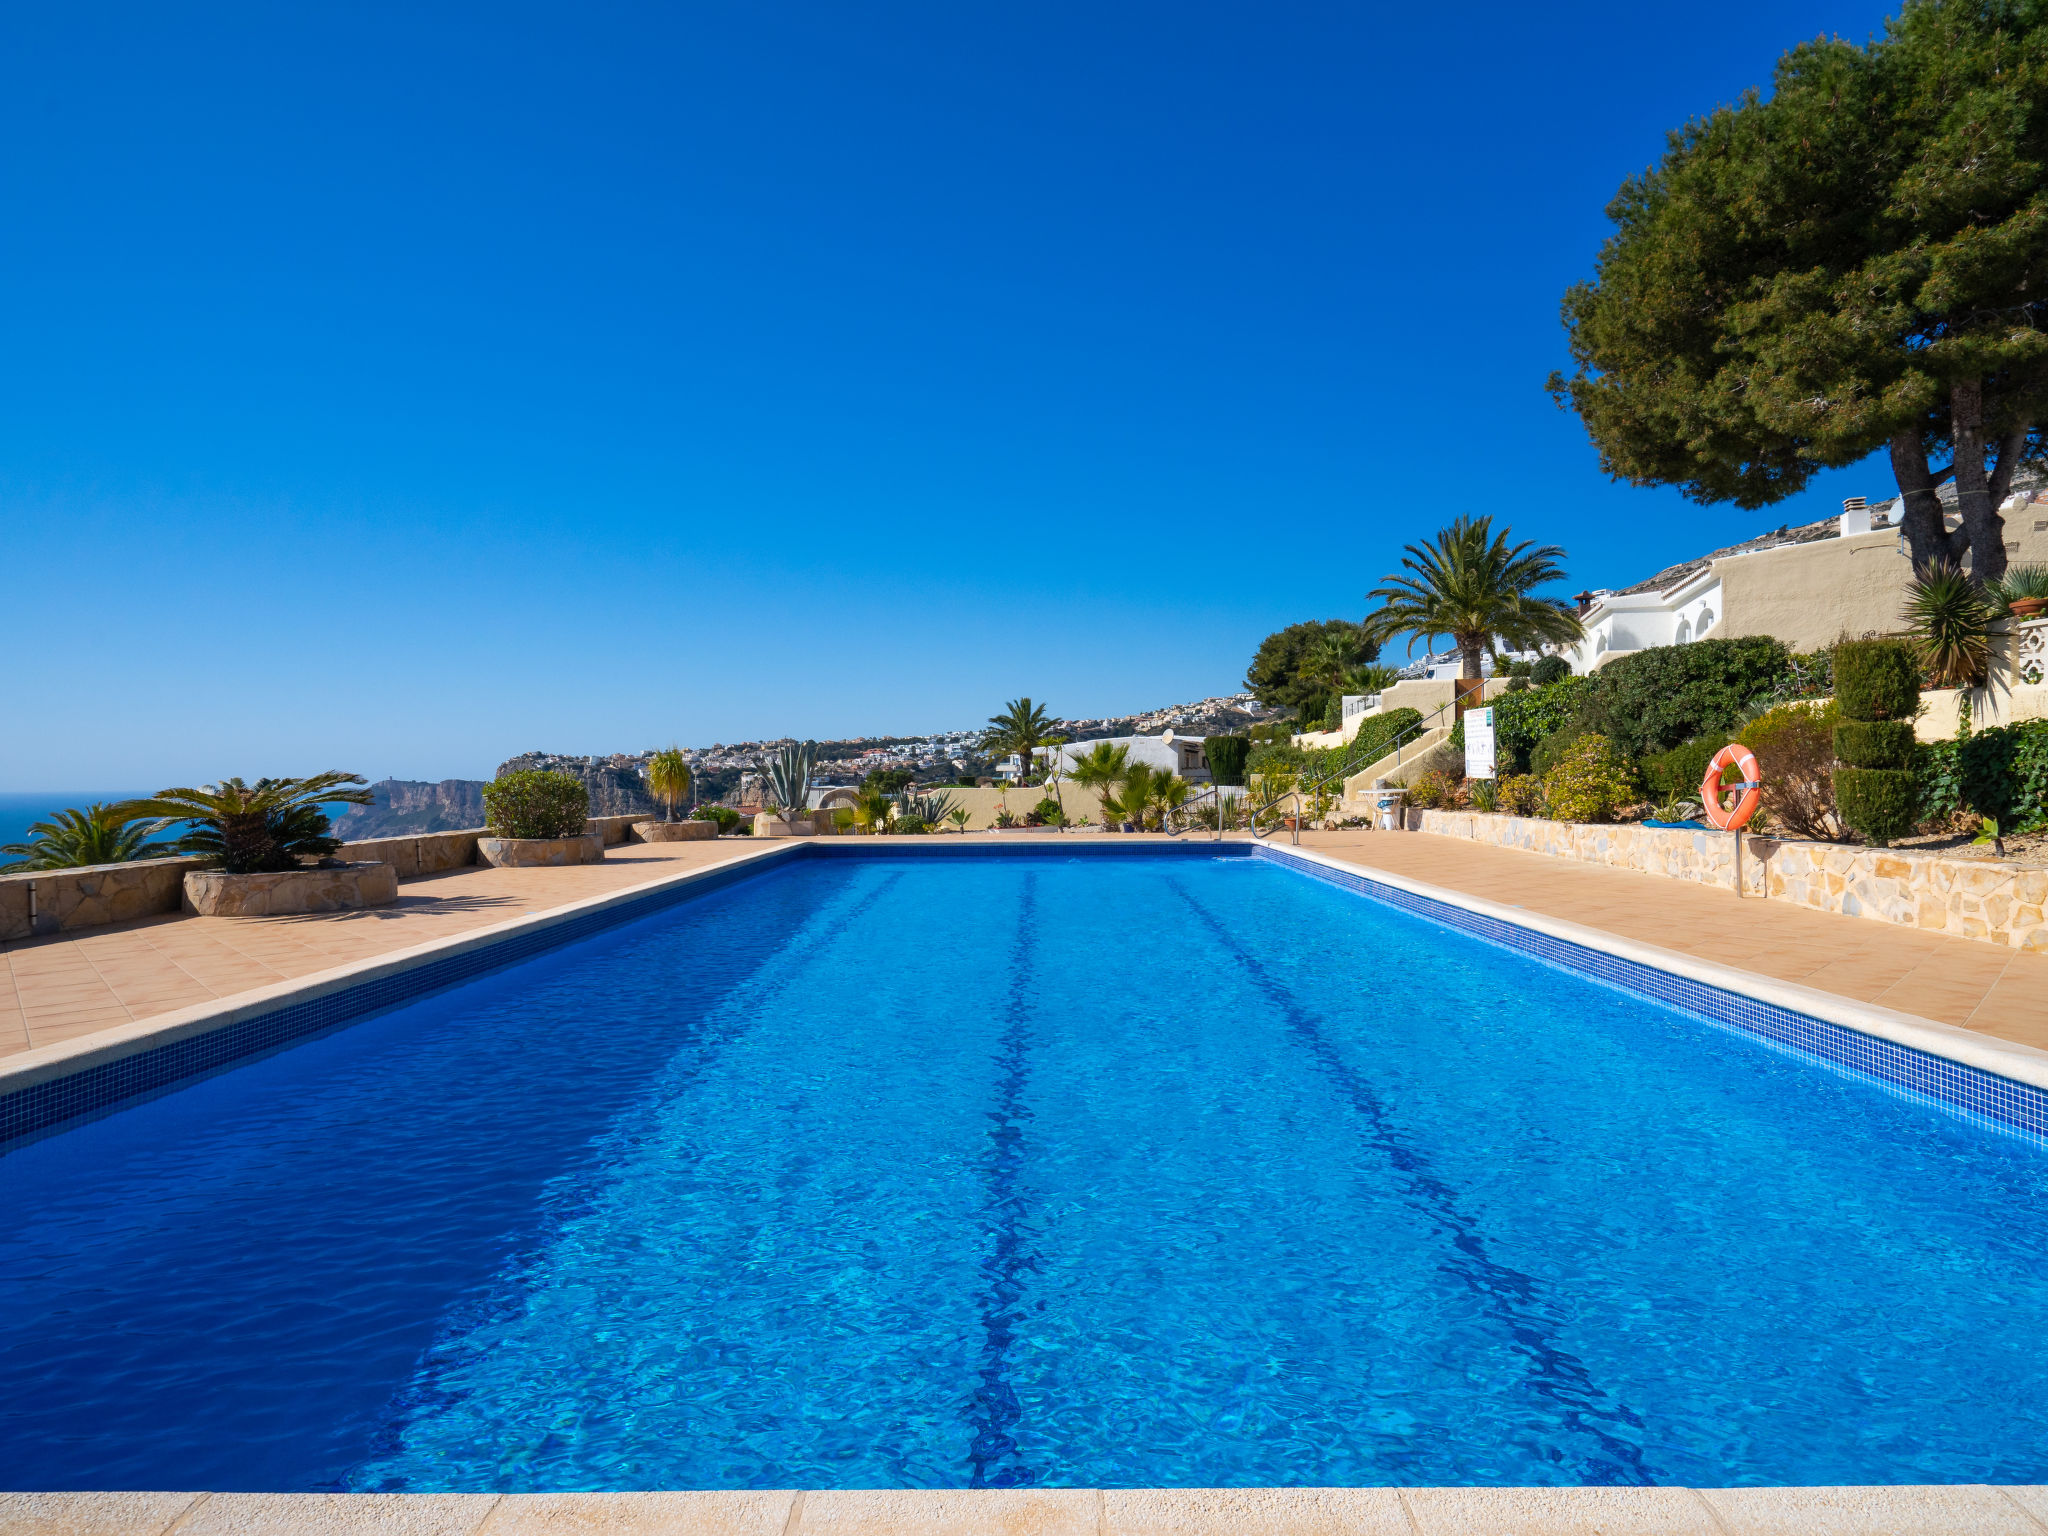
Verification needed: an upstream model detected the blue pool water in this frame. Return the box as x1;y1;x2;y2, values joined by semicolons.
3;850;2047;1490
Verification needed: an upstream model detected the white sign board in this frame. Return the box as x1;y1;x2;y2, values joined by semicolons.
1464;706;1496;780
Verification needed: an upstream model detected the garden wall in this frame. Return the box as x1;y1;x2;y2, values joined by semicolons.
1417;809;2048;953
0;813;666;942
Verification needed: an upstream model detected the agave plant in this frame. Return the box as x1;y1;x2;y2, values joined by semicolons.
121;772;373;875
757;741;819;820
901;790;958;826
1903;560;1995;689
0;804;180;871
644;747;693;821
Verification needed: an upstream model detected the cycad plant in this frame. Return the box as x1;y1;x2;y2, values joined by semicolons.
758;741;819;821
644;747;693;821
1903;561;1994;689
1361;515;1583;689
1064;740;1130;828
122;773;373;874
0;804;180;871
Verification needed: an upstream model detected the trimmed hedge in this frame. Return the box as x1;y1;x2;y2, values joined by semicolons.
1204;735;1251;786
1833;640;1920;721
1831;719;1916;769
1571;637;1793;759
482;769;589;840
1835;768;1919;844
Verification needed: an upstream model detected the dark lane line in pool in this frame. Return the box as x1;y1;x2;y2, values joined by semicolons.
1170;879;1658;1487
347;868;915;1489
967;870;1042;1489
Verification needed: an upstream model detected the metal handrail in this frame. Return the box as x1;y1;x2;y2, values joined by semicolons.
1245;698;1461;844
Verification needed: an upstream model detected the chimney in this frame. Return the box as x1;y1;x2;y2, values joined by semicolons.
1840;496;1871;536
1574;590;1595;616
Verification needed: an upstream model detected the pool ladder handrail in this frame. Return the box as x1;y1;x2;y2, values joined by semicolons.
1243;699;1459;845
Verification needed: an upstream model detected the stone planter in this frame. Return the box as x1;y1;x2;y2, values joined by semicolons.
477;834;605;868
182;862;399;918
633;820;717;843
752;815;811;839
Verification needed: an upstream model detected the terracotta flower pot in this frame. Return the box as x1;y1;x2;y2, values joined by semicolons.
2008;597;2048;619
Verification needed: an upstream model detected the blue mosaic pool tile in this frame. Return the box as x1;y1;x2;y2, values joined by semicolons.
1255;843;2048;1146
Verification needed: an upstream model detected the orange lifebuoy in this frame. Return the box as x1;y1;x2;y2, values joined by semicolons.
1701;743;1762;831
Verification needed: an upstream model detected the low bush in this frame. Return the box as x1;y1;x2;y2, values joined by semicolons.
1529;723;1589;780
1492;679;1589;775
1640;735;1733;805
1405;769;1463;810
1496;774;1546;816
1919;720;2048;836
691;804;745;834
481;770;589;840
1530;655;1571;686
1204;735;1251;786
1571;636;1793;759
1024;796;1066;828
1743;700;1842;841
1541;734;1636;823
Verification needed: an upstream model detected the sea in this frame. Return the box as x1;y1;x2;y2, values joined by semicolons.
0;793;154;852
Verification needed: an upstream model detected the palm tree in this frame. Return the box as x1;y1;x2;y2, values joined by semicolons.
1107;761;1159;830
644;747;693;821
0;804;180;872
853;784;894;834
122;772;373;875
1154;772;1192;831
1064;740;1130;829
984;697;1058;784
1360;516;1582;694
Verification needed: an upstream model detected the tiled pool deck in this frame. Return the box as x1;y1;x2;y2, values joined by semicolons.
10;832;2048;1530
9;1485;2048;1535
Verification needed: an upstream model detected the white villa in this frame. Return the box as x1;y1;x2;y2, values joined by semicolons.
1564;484;2048;672
1030;734;1212;784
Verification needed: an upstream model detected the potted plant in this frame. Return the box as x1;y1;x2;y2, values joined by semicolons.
478;770;604;867
123;772;398;917
635;748;715;842
1992;563;2048;621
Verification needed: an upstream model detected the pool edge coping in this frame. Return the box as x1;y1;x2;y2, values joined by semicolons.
1258;841;2048;1099
0;839;807;1100
7;1483;2048;1534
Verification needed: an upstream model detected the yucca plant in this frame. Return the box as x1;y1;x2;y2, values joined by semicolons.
758;741;819;820
644;747;693;821
0;804;180;871
122;773;373;874
1903;560;1995;689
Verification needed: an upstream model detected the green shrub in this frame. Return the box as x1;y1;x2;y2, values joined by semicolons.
482;770;589;839
1350;707;1424;767
1529;724;1589;780
1640;735;1733;804
1833;640;1921;722
1204;735;1251;786
1834;768;1919;844
691;804;744;834
1541;733;1636;823
1572;637;1792;759
1497;774;1546;816
1832;719;1916;769
1745;700;1843;841
1934;720;2048;834
1492;679;1589;774
1530;655;1570;686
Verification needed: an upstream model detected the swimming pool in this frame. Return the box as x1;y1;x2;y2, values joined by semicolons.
2;847;2046;1490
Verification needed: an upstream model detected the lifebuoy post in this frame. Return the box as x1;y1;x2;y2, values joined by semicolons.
1700;744;1763;898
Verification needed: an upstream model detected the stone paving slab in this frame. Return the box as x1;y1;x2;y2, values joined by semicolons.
8;1489;2048;1536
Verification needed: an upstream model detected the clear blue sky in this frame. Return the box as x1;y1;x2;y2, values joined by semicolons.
0;1;1903;788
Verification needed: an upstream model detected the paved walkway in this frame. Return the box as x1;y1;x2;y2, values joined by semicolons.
1295;829;2048;1054
7;829;2048;1068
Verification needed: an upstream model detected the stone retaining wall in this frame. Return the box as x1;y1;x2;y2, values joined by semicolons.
1417;809;2048;953
1;813;674;942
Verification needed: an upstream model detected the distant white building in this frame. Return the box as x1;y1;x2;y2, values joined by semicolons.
1042;733;1211;783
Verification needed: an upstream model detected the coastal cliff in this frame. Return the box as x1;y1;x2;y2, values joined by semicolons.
331;779;488;839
